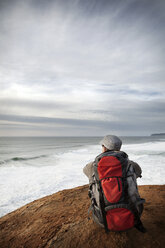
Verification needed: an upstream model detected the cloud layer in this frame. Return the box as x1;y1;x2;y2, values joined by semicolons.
0;0;165;136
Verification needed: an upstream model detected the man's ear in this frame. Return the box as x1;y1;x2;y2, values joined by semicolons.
102;145;108;153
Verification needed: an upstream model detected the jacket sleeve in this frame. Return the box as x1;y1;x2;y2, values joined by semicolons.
128;160;142;178
83;161;94;183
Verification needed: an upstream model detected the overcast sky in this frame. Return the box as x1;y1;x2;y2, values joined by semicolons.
0;0;165;136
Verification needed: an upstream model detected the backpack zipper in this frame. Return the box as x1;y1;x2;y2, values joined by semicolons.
117;178;121;191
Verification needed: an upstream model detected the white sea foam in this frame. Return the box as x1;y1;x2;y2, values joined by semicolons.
0;138;164;217
0;144;100;217
123;141;165;185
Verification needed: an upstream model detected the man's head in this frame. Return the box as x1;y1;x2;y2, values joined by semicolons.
100;135;122;153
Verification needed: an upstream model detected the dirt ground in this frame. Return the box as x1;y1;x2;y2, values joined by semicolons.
0;185;165;248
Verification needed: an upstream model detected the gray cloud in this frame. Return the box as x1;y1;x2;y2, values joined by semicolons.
0;0;165;136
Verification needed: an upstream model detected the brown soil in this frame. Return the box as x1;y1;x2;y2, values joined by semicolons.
0;185;165;248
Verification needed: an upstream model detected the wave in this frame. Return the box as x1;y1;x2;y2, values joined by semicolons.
130;151;165;157
149;152;165;156
0;155;48;165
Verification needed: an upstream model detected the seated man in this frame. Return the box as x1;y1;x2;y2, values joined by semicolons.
83;135;145;233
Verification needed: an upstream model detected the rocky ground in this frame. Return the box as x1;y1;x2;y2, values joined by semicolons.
0;185;165;248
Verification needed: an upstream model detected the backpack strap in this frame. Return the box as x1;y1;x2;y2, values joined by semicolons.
131;203;147;233
124;166;146;233
98;180;109;233
88;177;97;219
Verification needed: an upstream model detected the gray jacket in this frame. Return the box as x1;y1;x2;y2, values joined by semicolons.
83;154;142;183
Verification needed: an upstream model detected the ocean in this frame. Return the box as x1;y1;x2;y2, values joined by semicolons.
0;136;165;217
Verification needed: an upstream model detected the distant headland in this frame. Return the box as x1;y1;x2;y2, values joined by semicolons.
151;133;165;136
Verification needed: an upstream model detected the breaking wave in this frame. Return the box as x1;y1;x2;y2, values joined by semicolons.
0;155;48;165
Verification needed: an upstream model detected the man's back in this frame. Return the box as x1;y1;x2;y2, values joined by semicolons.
83;135;146;233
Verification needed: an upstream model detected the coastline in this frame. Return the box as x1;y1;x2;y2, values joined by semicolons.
0;184;165;248
1;136;165;218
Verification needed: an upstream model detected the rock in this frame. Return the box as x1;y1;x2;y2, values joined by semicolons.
0;185;165;248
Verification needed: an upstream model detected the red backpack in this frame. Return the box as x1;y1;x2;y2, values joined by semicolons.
88;151;146;232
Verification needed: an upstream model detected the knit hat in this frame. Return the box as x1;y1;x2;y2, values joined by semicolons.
100;135;122;151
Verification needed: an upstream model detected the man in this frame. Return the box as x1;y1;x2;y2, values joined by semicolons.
83;135;145;232
83;135;142;182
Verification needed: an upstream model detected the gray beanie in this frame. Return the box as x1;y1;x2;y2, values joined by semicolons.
100;135;122;151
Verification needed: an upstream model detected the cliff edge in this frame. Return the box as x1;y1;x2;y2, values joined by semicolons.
0;185;165;248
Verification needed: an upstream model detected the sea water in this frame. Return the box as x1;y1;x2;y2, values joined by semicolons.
0;136;165;217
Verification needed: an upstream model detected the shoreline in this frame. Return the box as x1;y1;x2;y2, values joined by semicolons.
0;184;165;248
1;183;165;219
